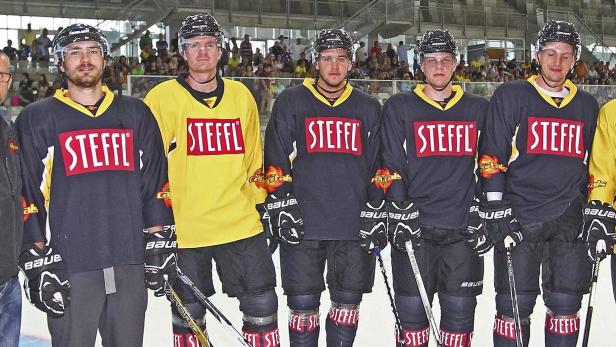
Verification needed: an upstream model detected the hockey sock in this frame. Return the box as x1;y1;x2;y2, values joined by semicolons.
493;314;530;347
173;324;209;347
325;302;360;347
438;293;475;347
240;290;280;347
288;309;320;347
242;320;280;347
400;326;430;347
544;311;580;347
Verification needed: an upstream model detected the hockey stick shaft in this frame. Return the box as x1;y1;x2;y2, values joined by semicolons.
404;241;442;347
176;268;252;347
374;247;405;346
582;240;605;347
505;248;523;347
165;278;210;347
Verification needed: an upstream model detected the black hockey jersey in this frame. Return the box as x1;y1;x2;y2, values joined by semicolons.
381;84;487;229
263;78;382;240
479;76;598;224
17;87;173;273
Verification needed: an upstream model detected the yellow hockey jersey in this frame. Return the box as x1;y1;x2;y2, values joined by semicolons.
145;75;265;247
588;99;616;205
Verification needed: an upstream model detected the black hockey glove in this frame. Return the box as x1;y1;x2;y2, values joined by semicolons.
462;198;493;256
264;193;304;245
257;203;279;253
19;246;71;318
479;199;523;251
359;200;388;253
580;200;616;263
387;201;421;252
144;225;178;298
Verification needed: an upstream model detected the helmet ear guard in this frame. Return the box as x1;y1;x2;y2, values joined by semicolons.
52;24;110;65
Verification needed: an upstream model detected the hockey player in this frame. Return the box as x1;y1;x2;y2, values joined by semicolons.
144;14;279;347
262;28;384;346
583;97;616;301
16;24;174;346
380;29;490;347
479;20;598;347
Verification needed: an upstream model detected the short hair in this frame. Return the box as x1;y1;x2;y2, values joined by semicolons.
0;51;9;66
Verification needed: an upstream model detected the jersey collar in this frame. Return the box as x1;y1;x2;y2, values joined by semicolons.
527;75;577;109
302;78;353;107
413;84;464;111
53;85;115;118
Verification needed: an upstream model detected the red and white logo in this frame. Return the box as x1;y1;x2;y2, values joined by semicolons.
59;128;134;176
414;121;477;157
440;329;473;347
186;118;244;155
327;306;359;326
305;116;362;155
401;327;430;347
493;315;517;340
545;314;579;336
527;117;584;158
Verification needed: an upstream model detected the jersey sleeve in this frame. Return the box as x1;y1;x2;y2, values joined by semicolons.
380;97;409;202
479;86;518;194
15;109;49;246
144;87;175;155
588;101;616;204
263;91;296;196
242;88;267;204
365;99;384;201
139;104;175;227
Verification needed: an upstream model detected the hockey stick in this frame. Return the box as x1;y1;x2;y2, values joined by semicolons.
404;240;442;347
176;267;252;347
504;237;523;347
164;276;210;347
582;240;606;347
374;247;405;347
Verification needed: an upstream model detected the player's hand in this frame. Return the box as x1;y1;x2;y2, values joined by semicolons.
144;225;178;298
387;201;421;252
19;246;71;318
359;200;388;253
257;203;278;253
264;193;304;245
479;199;523;251
462;198;493;256
580;200;616;263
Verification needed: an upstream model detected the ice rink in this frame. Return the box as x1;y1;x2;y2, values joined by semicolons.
20;249;616;346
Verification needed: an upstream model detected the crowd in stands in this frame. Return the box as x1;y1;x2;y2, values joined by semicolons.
3;28;616;107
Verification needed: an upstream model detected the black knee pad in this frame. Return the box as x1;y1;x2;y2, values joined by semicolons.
495;292;536;319
438;293;477;331
171;300;207;330
395;294;428;330
287;293;321;311
239;289;278;318
329;289;362;305
543;291;582;316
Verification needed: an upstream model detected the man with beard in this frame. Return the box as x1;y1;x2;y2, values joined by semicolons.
262;28;384;346
16;24;174;346
479;20;598;347
144;14;279;347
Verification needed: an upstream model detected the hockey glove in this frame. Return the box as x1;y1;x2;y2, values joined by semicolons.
387;201;421;252
580;200;616;263
264;193;304;245
144;225;178;298
359;200;388;253
479;199;523;251
18;246;70;318
462;198;493;256
257;203;278;253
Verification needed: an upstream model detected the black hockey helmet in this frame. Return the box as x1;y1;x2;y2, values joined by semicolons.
179;13;224;52
536;20;581;61
52;24;109;64
312;28;355;62
417;29;458;59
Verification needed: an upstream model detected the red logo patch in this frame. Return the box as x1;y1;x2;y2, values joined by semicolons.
59;128;135;176
527;117;584;158
22;196;38;222
305;116;362;155
156;182;172;208
413;120;476;157
8;139;18;153
263;166;292;193
186;118;244;155
371;168;402;193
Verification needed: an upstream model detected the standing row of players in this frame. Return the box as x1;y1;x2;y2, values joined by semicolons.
9;11;616;347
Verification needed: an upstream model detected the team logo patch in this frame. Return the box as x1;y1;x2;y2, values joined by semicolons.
588;174;607;196
248;168;267;190
22;196;38;222
413;120;476;157
156;182;172;208
59;128;135;176
263;166;292;193
305;116;362;155
186;118;244;155
479;155;507;178
371;168;401;192
526;117;584;158
8;139;18;153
